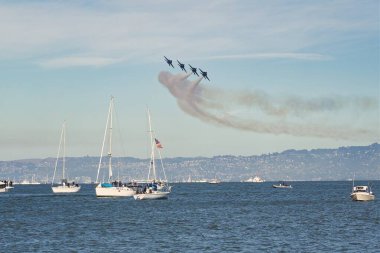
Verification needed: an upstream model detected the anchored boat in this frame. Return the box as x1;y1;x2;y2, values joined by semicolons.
51;122;80;194
272;181;292;189
134;109;171;200
351;185;375;201
95;97;135;197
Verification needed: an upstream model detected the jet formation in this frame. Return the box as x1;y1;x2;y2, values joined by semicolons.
164;56;210;81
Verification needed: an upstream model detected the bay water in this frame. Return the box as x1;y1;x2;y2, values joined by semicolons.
1;181;379;252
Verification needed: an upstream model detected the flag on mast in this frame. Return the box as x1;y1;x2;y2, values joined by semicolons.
155;138;163;148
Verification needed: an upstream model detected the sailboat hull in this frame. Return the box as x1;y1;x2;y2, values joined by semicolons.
133;191;170;200
0;182;8;193
52;186;81;193
95;185;135;197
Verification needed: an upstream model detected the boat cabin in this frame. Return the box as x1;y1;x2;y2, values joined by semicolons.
352;186;370;193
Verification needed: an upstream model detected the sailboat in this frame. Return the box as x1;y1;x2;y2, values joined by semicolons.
51;122;81;193
134;109;171;200
95;97;136;197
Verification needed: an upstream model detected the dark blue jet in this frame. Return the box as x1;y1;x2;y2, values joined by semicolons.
199;69;210;81
177;60;187;72
164;56;174;68
189;64;199;76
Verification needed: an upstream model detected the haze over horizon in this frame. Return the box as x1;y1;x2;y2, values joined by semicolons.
0;0;379;160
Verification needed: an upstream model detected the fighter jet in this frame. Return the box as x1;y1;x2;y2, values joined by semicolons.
177;60;187;72
189;64;199;76
199;69;210;81
164;56;174;68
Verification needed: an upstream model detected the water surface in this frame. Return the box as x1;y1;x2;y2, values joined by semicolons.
1;181;379;252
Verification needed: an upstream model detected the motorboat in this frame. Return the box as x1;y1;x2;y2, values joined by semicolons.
272;182;292;188
351;185;375;201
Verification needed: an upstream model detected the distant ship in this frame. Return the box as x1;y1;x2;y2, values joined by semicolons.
208;178;221;184
18;175;41;185
244;176;265;183
193;179;208;183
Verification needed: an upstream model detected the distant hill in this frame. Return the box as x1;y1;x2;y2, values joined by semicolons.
0;143;379;182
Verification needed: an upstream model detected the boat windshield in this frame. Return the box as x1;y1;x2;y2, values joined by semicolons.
353;186;369;193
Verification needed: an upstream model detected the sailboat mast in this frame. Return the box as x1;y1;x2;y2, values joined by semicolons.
62;121;66;180
52;122;65;186
147;108;156;181
108;97;114;182
157;148;167;182
96;97;113;183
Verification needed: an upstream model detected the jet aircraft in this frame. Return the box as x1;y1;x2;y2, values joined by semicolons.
177;60;187;72
199;69;210;81
164;56;174;68
189;64;199;76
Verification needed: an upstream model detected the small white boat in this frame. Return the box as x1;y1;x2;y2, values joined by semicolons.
134;109;172;200
351;186;375;201
51;122;81;194
95;97;135;197
272;182;292;188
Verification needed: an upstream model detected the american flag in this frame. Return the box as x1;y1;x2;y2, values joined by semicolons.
155;138;163;148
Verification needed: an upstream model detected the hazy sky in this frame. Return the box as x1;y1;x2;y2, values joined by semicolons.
0;0;379;160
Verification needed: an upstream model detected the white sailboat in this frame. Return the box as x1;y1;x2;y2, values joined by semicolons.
134;109;171;200
51;122;81;193
95;97;135;197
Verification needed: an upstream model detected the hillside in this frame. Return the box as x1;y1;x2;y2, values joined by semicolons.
0;143;379;182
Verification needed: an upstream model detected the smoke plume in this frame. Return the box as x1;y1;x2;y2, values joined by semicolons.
159;71;379;140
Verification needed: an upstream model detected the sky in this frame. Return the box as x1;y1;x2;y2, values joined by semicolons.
0;0;379;160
